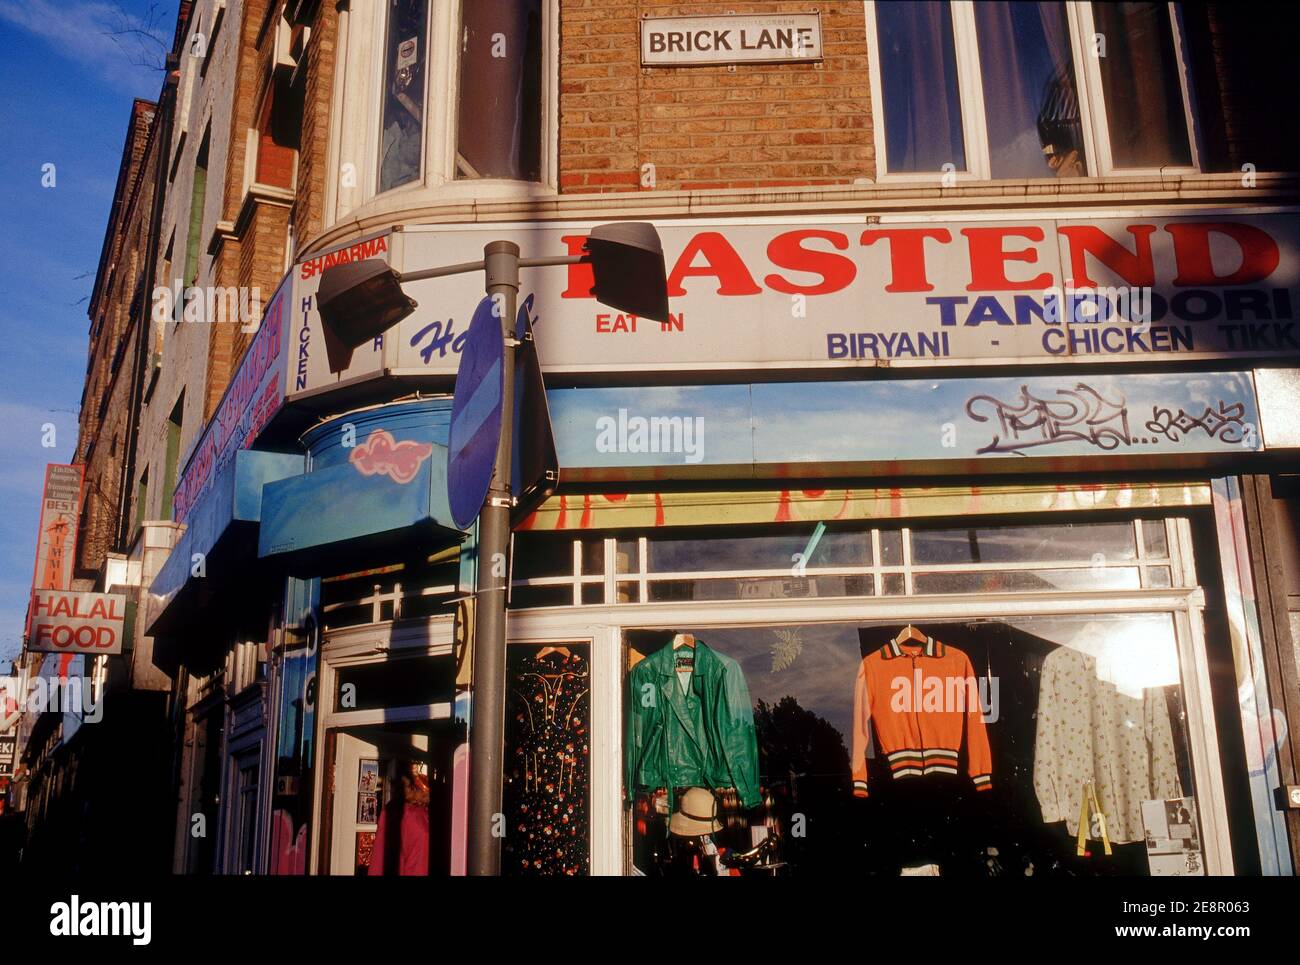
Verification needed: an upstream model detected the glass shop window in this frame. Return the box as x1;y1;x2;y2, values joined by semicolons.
502;642;591;875
320;556;458;629
511;517;1180;607
333;654;454;713
378;0;429;193
456;0;543;181
625;614;1206;877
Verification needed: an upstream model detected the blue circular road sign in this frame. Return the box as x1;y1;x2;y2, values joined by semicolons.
447;296;504;530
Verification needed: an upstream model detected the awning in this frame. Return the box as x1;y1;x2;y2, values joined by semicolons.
146;449;305;636
257;439;463;577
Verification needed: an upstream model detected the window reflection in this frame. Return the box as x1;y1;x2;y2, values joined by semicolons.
973;2;1085;178
1093;1;1192;167
875;0;966;173
378;0;429;192
627;613;1193;876
457;0;543;180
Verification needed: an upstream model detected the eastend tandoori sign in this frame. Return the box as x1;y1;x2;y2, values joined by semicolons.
379;214;1300;379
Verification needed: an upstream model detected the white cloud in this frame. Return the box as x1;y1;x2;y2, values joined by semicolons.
0;0;169;93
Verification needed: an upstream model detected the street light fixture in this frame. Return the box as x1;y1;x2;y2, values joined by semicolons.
315;220;670;354
312;223;669;876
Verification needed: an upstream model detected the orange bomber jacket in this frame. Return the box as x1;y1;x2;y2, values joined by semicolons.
850;635;993;798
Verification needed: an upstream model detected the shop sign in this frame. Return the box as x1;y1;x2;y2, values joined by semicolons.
545;371;1263;474
29;464;83;593
288;231;394;401
172;279;291;522
0;733;15;774
385;214;1300;378
28;589;127;655
641;13;823;67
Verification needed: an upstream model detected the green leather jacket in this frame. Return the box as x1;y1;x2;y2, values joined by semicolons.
625;640;761;810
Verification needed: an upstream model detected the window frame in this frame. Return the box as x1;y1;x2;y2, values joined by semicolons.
863;0;1201;182
327;0;559;226
503;555;1233;876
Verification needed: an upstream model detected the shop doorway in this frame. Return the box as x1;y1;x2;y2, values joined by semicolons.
312;618;463;876
326;725;456;876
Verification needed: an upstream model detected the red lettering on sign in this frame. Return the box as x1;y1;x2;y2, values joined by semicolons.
667;232;762;296
765;230;855;295
1165;222;1281;287
962;226;1052;291
1057;224;1157;288
859;228;953;293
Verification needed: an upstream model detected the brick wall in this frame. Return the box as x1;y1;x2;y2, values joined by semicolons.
559;0;873;192
291;1;337;253
77;99;159;574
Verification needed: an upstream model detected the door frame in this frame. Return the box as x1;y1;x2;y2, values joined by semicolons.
309;616;456;875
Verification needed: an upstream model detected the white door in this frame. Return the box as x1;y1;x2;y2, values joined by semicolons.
330;732;381;876
329;730;431;875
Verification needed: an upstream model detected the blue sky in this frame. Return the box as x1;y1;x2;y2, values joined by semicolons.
0;1;177;669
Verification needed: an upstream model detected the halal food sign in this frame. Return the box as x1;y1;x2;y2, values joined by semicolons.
28;589;127;655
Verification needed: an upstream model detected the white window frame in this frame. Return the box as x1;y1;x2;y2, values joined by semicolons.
863;1;1201;182
326;0;559;227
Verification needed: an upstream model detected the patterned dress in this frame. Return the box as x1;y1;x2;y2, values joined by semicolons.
1033;645;1182;844
503;648;591;875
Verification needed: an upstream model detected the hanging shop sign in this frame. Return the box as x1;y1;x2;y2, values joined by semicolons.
28;589;127;655
172;278;292;522
29;464;83;593
377;214;1300;378
640;13;823;67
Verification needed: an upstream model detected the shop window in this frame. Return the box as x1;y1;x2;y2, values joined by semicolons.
455;0;543;181
502;642;591;875
333;654;454;713
866;1;1197;179
378;0;429;193
625;613;1203;876
319;557;458;629
510;518;1180;608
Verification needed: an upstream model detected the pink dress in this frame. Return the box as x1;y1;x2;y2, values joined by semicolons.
368;803;430;876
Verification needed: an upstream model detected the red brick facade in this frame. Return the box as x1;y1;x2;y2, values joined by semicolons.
79;99;159;575
559;1;873;193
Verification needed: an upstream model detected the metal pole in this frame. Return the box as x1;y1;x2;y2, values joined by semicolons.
466;240;519;876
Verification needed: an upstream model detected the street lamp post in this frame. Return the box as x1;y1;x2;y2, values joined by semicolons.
315;223;669;875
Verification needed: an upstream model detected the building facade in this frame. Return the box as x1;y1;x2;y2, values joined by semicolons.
32;0;1300;878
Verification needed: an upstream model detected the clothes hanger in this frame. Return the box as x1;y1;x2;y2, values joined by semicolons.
672;633;696;650
535;645;572;660
893;624;928;645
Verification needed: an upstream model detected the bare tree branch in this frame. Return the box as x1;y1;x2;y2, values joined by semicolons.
102;0;170;73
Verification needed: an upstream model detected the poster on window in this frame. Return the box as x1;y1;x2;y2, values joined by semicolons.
1142;797;1205;876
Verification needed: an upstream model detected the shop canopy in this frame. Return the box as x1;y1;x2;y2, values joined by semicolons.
147;449;305;638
